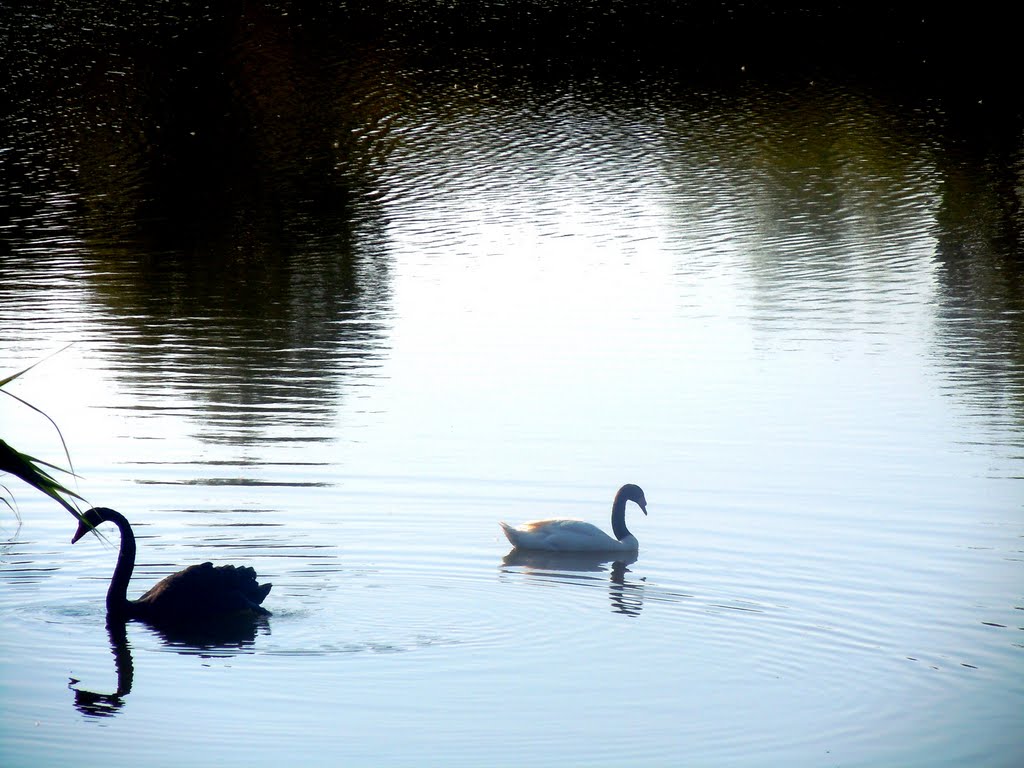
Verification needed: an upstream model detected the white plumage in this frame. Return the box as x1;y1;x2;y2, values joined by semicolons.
500;484;648;552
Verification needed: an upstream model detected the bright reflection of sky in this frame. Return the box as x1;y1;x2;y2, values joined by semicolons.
335;114;969;510
2;70;1021;768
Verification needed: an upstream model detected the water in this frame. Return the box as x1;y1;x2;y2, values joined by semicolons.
2;4;1023;767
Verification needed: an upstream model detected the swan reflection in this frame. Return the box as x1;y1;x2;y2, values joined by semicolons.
501;549;646;617
69;618;133;718
69;613;268;718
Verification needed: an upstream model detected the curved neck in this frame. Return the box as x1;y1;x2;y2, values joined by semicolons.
610;491;631;541
100;509;136;615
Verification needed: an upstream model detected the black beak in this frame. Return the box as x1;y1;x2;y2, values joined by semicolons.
71;520;90;544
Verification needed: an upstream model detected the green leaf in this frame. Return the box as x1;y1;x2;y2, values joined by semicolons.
0;440;85;518
0;346;86;520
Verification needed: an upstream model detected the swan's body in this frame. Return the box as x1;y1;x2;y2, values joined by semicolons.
72;507;272;624
500;519;636;552
500;484;648;552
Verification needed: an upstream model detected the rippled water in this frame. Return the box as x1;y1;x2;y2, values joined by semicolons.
2;3;1023;767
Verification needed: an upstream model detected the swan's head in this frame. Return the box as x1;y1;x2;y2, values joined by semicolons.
620;484;648;515
72;507;117;543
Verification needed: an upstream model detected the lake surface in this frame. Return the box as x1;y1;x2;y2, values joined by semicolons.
2;4;1022;767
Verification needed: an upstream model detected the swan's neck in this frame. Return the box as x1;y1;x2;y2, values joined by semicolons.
102;509;136;616
610;492;631;541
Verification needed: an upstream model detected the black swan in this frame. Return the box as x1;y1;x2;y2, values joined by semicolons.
500;483;648;551
72;507;272;624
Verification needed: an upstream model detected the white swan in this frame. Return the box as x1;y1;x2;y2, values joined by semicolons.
500;484;648;552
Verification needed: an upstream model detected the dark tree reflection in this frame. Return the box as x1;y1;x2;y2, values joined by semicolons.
2;2;399;444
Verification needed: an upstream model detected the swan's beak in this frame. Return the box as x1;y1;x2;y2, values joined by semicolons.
71;520;90;544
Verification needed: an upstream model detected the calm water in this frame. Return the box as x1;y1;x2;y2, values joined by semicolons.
2;4;1023;767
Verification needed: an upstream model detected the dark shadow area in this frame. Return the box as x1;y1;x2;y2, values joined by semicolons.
2;1;394;250
1;1;1020;434
146;611;269;650
1;2;396;444
3;2;1018;226
931;140;1024;422
3;2;1019;268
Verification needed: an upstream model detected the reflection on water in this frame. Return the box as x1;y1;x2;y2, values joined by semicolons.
1;2;1022;767
70;614;268;719
1;2;1021;444
502;549;638;572
1;2;396;447
607;562;644;618
70;619;133;719
89;253;390;446
502;550;645;617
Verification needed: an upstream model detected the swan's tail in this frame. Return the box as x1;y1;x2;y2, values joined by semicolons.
499;521;520;547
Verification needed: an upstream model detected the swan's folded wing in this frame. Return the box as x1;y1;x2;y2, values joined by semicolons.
501;519;621;551
138;562;272;619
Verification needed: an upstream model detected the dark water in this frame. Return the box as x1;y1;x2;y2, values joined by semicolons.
2;3;1022;767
